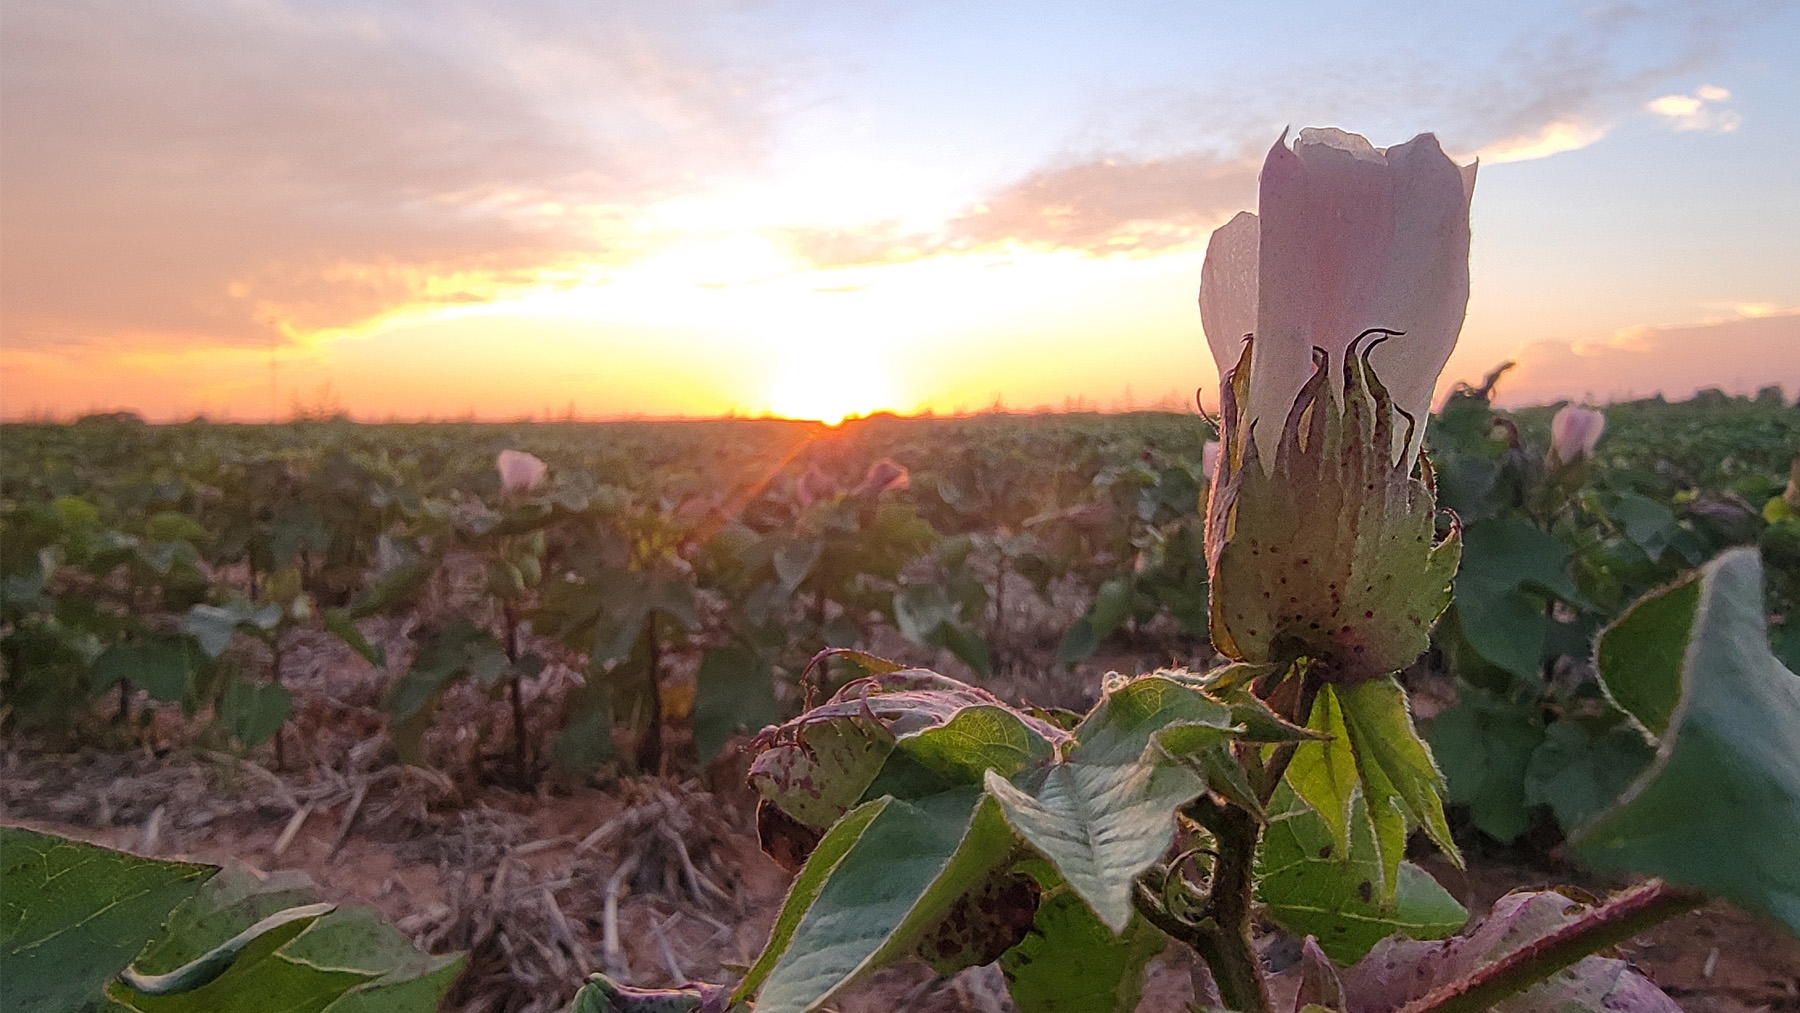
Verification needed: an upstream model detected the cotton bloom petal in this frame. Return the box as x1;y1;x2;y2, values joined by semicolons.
795;466;837;507
854;459;910;497
1201;440;1222;482
1550;405;1606;464
1217;128;1475;466
496;449;548;494
1200;211;1259;379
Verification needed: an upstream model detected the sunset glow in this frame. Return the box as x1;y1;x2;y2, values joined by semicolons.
2;2;1797;421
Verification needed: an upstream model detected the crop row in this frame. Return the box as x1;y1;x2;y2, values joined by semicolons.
3;384;1795;840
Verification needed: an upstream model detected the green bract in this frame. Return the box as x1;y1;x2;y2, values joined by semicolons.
1205;338;1461;684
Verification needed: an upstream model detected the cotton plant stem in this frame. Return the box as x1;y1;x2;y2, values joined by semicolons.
503;603;528;780
1170;796;1272;1013
1396;879;1705;1013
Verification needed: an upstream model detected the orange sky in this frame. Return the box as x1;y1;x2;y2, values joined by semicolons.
3;2;1797;423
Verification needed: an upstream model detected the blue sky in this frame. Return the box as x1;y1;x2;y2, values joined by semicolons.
2;0;1795;419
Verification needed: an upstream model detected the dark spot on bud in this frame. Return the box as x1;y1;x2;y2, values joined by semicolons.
1318;845;1332;859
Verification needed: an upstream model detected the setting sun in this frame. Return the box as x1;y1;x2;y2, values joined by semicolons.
766;339;899;424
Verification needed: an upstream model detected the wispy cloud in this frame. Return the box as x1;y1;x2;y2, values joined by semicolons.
777;150;1256;267
950;152;1256;253
1500;310;1800;405
0;0;775;351
1646;84;1743;132
1476;119;1610;164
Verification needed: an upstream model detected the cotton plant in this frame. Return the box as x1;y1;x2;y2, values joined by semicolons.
1549;404;1607;467
565;130;1800;1013
375;448;560;782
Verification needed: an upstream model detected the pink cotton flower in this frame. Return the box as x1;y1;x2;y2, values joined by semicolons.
795;466;837;508
1202;440;1222;482
854;460;910;498
1550;405;1606;465
496;449;548;494
1200;128;1477;469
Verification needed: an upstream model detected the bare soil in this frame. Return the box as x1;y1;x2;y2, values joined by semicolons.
4;600;1796;1013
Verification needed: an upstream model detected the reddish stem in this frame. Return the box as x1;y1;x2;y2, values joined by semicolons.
1396;879;1705;1013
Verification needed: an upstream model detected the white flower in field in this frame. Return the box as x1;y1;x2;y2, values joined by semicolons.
1202;440;1222;481
1549;404;1606;465
496;449;548;495
1200;127;1477;468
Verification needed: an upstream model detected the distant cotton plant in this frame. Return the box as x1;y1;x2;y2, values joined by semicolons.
1201;440;1221;482
495;449;548;494
1549;404;1606;466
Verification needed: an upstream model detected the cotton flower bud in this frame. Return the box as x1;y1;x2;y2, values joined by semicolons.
1199;128;1471;684
1549;404;1605;466
496;449;548;495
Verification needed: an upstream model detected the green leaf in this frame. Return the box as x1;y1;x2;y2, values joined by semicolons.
1285;684;1358;859
894;704;1056;784
1089;579;1133;639
773;538;823;595
182;599;281;658
750;669;1066;828
127;867;315;974
747;789;1014;1013
1335;677;1460;893
570;975;727;1013
735;800;888;1003
1571;548;1800;935
1448;590;1549;683
108;914;372;1013
0;828;213;1013
750;713;896;828
999;888;1164;1013
381;621;505;725
90;637;204;702
552;691;619;779
1459;519;1586;605
112;866;458;1013
1425;693;1544;843
892;584;951;644
984;676;1223;932
218;678;292;748
1453;519;1587;681
1055;615;1101;667
692;647;780;764
1594;575;1700;738
118;903;335;995
1522;722;1653;833
322;611;384;668
1608;492;1678;562
1255;786;1467;965
938;621;993;677
287;907;465;1013
343;557;437;621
